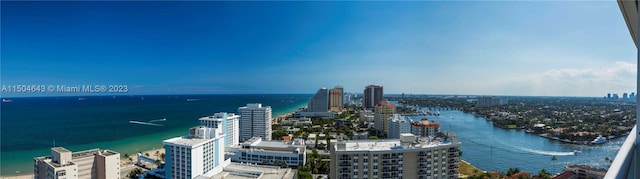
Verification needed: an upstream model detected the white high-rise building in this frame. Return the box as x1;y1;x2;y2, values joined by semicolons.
330;133;461;179
164;120;230;179
387;114;411;139
238;103;272;141
200;112;240;147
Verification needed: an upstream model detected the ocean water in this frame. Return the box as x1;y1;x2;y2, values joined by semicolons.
419;110;623;174
0;94;311;176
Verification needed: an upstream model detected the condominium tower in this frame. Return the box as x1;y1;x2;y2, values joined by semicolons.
238;103;272;141
374;101;396;134
163;124;230;179
34;147;120;179
476;96;508;107
329;86;344;112
330;133;461;179
200;112;240;147
307;88;329;112
387;114;411;139
411;118;441;138
364;85;383;109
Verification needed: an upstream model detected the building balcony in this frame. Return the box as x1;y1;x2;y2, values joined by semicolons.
604;126;637;179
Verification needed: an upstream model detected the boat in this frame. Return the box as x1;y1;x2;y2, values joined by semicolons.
591;135;607;144
573;150;582;155
129;120;163;126
2;99;13;103
148;118;167;122
78;98;86;101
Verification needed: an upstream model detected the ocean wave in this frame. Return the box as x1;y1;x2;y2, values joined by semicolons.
518;147;575;156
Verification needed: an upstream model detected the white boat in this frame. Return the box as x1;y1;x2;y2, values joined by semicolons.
129;120;163;126
2;99;13;103
573;150;582;155
591;135;607;144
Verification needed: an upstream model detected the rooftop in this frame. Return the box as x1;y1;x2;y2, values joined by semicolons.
199;115;224;121
335;137;458;152
52;147;71;153
72;149;103;159
164;136;213;147
211;162;295;179
232;138;305;153
257;141;304;149
100;150;119;156
411;118;441;128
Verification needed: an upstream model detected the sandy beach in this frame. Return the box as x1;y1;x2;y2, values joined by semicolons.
122;148;165;166
0;175;33;179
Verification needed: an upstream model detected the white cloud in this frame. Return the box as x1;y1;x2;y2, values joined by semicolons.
500;61;637;96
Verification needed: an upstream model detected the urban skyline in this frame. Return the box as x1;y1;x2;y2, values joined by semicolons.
20;84;634;179
1;1;636;97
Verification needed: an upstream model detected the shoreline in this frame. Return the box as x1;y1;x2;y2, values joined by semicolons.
419;108;631;146
0;104;306;177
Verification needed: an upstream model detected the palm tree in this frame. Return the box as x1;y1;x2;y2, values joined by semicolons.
155;159;161;168
145;152;150;157
537;169;551;179
551;156;557;175
123;153;130;163
160;153;166;162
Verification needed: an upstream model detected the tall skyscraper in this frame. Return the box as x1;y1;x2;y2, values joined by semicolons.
307;88;329;112
238;103;272;141
200;112;240;147
164;124;229;179
364;85;383;109
623;93;629;100
329;86;344;112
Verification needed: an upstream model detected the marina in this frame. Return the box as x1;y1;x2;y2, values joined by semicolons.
415;109;623;174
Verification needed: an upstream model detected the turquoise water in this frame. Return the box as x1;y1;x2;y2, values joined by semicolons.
0;94;310;176
419;110;623;174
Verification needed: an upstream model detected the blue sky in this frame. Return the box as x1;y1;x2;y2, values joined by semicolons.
1;1;636;97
